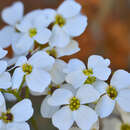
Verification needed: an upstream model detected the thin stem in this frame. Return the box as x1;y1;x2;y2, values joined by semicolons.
30;116;39;130
18;75;26;94
25;87;30;98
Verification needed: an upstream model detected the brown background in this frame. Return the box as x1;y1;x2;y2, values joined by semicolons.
0;0;130;129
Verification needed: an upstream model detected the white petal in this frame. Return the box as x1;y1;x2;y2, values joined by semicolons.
26;69;51;93
0;120;5;130
95;95;115;118
110;70;130;90
52;106;74;130
0;60;7;74
13;34;34;54
0;92;5;107
116;89;130;112
63;15;87;37
57;0;81;18
6;122;30;130
1;1;24;25
0;72;11;89
15;56;27;67
50;59;67;84
73;105;98;130
4;93;17;102
88;55;111;69
40;95;59;118
11;99;33;122
48;88;73;106
29;51;55;70
56;40;80;58
76;85;100;104
93;67;111;81
34;9;56;27
0;47;7;59
93;80;108;95
50;25;70;48
34;28;51;44
64;58;86;74
12;68;24;89
65;70;86;89
0;26;15;48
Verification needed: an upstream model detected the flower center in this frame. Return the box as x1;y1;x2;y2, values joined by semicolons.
29;28;37;38
48;85;60;95
46;48;57;58
1;111;13;123
69;97;80;111
106;86;118;100
84;76;96;84
121;124;130;130
54;15;66;27
83;69;93;76
22;63;33;75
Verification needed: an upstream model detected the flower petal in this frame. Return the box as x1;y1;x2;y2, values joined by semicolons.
93;80;108;95
0;60;7;74
11;99;33;122
63;15;87;37
40;95;59;118
95;95;115;118
1;1;24;25
48;88;73;106
73;105;98;130
57;0;81;18
52;106;74;130
76;85;100;104
34;28;51;44
12;68;24;90
0;72;12;89
0;92;5;107
50;25;70;48
64;58;86;74
110;70;130;90
56;40;80;58
0;47;7;59
65;70;86;89
116;89;130;112
15;56;27;67
50;59;67;84
26;69;51;93
29;51;55;70
6;122;30;130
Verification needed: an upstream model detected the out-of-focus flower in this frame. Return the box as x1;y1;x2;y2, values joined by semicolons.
95;70;130;118
12;51;55;93
0;99;33;130
65;55;111;89
48;85;100;130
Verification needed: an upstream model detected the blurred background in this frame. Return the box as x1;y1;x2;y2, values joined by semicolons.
0;0;130;129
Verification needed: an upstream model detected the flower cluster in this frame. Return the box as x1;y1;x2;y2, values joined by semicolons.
0;0;129;130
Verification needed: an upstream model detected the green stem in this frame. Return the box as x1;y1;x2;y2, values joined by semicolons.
18;75;26;94
25;87;30;98
30;116;39;130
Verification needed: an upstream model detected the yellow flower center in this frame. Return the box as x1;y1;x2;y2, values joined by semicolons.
106;86;118;100
22;63;33;75
29;28;37;38
46;48;57;58
54;15;66;27
1;110;13;123
84;76;96;84
69;97;80;111
83;69;93;76
121;124;130;130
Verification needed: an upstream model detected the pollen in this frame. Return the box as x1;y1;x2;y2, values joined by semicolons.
69;97;80;111
84;76;96;84
22;63;33;75
121;124;130;130
106;86;118;100
54;14;66;27
83;69;93;76
29;28;37;38
46;48;57;58
1;110;13;123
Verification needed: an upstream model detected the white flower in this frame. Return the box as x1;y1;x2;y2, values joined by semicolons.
0;2;24;48
65;55;111;89
13;13;52;55
0;47;7;59
12;51;55;93
37;0;87;48
44;39;80;58
95;70;130;118
48;85;100;130
0;99;33;130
